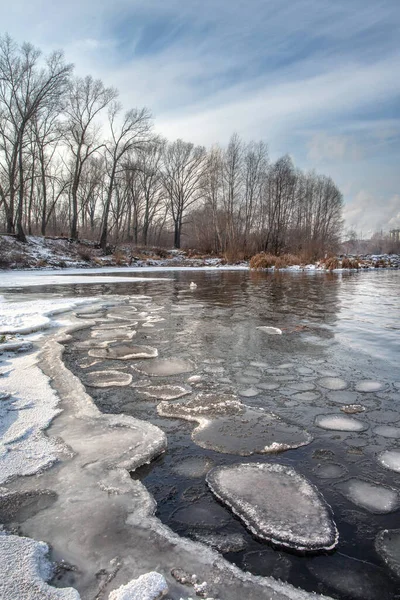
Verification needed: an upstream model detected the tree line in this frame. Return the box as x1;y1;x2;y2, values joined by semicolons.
0;34;343;257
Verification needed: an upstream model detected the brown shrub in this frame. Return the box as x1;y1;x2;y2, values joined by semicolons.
112;250;128;266
224;248;246;264
324;257;339;270
341;257;359;269
249;252;277;269
77;246;94;262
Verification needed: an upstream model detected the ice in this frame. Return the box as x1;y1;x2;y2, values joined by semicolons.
90;329;136;341
84;370;133;388
317;377;347;391
88;343;158;360
355;380;384;392
256;326;282;335
108;572;168;600
313;463;347;479
238;388;260;397
187;375;202;383
171;456;214;478
236;376;260;385
289;382;315;392
335;478;400;514
171;500;230;528
0;297;94;335
133;358;195;377
0;270;170;288
375;529;400;578
378;449;400;473
373;425;400;438
292;392;320;402
0;339;33;353
192;532;247;553
206;463;338;552
256;382;280;391
138;385;191;400
327;390;360;404
315;414;368;432
158;397;312;455
0;532;80;599
340;404;365;414
307;553;397;600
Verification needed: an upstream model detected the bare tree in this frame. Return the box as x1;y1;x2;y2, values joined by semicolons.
162;139;207;249
0;34;72;240
64;75;117;239
100;103;152;251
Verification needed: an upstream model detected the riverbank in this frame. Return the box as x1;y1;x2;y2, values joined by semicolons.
1;234;399;272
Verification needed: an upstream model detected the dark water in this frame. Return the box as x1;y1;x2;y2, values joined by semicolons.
23;269;400;599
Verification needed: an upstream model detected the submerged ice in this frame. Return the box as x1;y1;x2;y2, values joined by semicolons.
315;414;368;432
133;358;195;377
206;463;338;552
89;342;158;360
336;479;400;514
83;370;133;388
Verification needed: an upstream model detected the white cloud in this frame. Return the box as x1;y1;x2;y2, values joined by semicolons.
343;192;400;236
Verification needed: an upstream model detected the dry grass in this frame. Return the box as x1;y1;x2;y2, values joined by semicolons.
341;257;359;269
250;252;303;270
112;250;128;266
323;257;339;270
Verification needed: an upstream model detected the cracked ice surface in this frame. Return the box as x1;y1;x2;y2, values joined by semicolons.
335;479;400;514
206;463;338;552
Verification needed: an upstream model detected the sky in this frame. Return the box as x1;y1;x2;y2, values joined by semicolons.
1;0;399;236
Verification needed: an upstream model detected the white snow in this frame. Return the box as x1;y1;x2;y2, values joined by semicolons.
378;450;400;473
256;326;282;335
336;479;400;514
108;572;168;600
0;532;80;599
206;463;338;552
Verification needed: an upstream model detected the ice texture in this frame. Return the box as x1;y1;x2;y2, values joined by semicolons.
256;326;282;335
317;377;347;391
89;343;158;360
172;500;230;528
90;329;136;341
373;425;400;438
238;387;260;397
336;479;400;514
84;370;133;388
138;385;191;400
159;397;312;455
191;532;247;553
0;532;80;599
378;450;400;473
315;414;368;432
108;572;168;600
375;529;400;578
133;358;195;376
206;463;338;552
355;380;384;392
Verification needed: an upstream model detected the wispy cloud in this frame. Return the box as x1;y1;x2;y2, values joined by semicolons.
2;0;399;233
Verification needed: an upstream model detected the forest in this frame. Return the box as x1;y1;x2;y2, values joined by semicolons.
0;34;343;259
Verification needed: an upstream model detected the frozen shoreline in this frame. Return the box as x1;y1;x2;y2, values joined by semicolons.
0;280;334;599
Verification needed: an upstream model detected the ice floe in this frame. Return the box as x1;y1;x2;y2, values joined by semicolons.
313;463;347;479
317;377;347;391
355;380;384;392
84;370;133;388
171;456;214;478
0;532;79;599
378;449;400;473
335;478;400;514
108;572;168;600
158;395;312;455
90;328;136;341
373;425;400;438
238;387;260;397
133;358;195;377
375;529;400;578
256;326;282;335
206;463;338;552
315;414;368;432
89;343;158;360
340;404;366;414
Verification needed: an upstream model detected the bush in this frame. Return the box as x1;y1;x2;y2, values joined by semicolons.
112;250;128;265
341;257;359;269
77;246;93;262
324;257;339;270
250;252;278;269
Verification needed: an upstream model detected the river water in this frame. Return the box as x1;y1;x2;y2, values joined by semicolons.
3;268;400;599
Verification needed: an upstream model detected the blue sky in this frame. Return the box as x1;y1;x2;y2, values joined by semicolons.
2;0;400;235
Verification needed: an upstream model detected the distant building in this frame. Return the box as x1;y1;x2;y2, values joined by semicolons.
389;229;400;242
